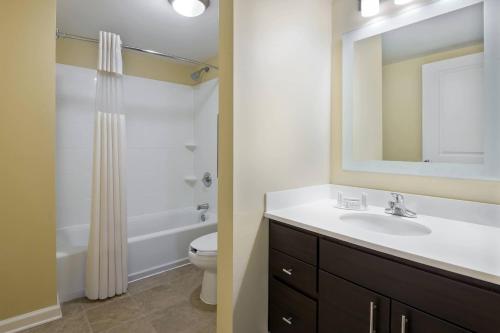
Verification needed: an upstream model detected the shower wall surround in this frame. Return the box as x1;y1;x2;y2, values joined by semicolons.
56;64;218;229
194;79;219;216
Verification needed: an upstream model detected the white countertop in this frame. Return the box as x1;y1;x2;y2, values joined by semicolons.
265;186;500;286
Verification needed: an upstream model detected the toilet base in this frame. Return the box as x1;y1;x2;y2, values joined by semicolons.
200;270;217;305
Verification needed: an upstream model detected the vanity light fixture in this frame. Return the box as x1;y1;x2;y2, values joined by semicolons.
394;0;413;5
361;0;380;18
169;0;210;18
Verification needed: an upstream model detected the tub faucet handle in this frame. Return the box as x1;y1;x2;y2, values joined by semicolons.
197;203;209;211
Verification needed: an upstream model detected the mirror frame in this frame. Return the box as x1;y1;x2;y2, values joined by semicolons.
342;0;500;180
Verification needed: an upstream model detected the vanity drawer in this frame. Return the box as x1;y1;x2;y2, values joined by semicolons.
269;277;317;333
270;221;317;265
320;238;500;333
270;249;317;297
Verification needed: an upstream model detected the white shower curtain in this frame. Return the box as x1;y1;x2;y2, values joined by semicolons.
86;31;128;300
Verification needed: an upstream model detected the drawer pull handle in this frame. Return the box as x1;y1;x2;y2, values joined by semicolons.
282;316;293;325
282;268;293;276
369;301;377;333
401;315;408;333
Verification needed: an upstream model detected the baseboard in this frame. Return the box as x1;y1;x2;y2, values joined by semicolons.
0;303;62;333
128;258;190;283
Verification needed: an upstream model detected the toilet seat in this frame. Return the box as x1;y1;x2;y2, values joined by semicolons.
190;232;217;256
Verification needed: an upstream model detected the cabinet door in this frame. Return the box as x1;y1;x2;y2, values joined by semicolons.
391;301;471;333
318;270;390;333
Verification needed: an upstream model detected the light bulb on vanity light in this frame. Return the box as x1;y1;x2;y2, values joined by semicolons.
395;0;413;5
361;0;380;18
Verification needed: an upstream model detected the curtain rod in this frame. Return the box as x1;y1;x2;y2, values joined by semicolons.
56;29;219;71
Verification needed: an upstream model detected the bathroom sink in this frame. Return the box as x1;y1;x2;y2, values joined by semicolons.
340;213;432;236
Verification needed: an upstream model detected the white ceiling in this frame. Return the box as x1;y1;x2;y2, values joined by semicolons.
382;3;484;65
57;0;219;62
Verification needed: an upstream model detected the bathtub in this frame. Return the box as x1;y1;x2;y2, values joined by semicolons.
56;208;217;302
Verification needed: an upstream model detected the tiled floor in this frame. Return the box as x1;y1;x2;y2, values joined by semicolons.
22;265;216;333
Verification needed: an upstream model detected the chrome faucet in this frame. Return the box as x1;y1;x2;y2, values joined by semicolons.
197;203;209;211
385;193;417;218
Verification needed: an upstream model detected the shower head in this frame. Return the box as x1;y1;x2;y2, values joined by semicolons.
191;67;210;81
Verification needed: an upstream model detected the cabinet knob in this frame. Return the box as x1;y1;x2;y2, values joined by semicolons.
282;268;293;276
369;301;377;333
282;316;293;325
401;315;408;333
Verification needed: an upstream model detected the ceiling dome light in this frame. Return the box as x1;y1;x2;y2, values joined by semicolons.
394;0;413;5
169;0;210;18
361;0;380;18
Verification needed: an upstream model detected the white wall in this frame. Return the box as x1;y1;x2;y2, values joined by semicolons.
56;64;217;229
125;72;194;217
56;65;95;228
194;79;219;219
233;0;332;331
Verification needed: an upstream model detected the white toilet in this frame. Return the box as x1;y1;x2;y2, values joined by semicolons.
188;232;217;305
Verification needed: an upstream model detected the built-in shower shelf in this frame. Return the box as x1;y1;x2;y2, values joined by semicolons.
184;176;197;184
185;143;197;151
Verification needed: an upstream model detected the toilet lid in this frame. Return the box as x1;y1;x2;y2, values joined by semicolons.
190;232;217;256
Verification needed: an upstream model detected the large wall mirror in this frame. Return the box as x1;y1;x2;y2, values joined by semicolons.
342;0;500;180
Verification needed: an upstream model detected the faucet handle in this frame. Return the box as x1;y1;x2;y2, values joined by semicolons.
390;192;404;203
197;203;209;210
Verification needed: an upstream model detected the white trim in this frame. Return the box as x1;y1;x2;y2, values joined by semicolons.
0;304;62;333
128;258;191;282
128;258;192;284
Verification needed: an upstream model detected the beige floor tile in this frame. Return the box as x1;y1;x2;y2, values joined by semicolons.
20;265;215;333
128;265;199;296
169;269;204;297
132;284;186;314
189;287;216;313
103;316;157;333
21;313;91;333
163;265;200;283
64;294;128;312
189;321;217;333
128;274;168;296
60;300;84;317
148;301;215;333
85;295;144;333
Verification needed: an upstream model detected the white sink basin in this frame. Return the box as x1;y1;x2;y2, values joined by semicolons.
340;213;432;236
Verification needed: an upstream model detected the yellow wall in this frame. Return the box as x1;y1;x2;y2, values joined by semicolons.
217;0;233;331
0;0;57;320
232;0;332;331
57;38;218;86
383;44;484;161
353;35;383;160
331;0;500;204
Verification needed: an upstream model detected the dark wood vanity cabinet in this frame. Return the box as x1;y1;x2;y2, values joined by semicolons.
269;220;500;333
319;271;390;333
269;222;318;333
269;278;317;333
390;301;470;333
